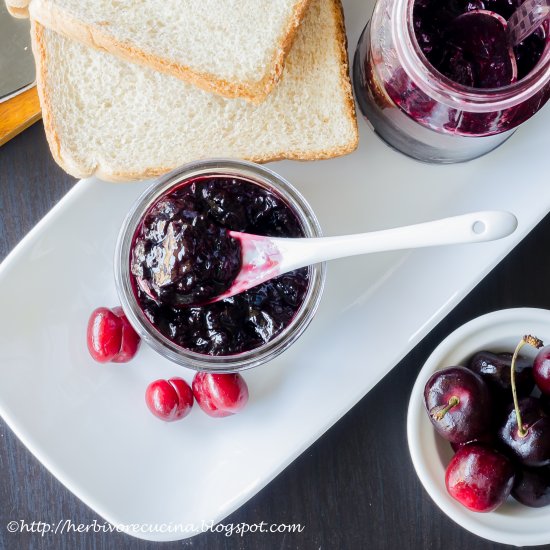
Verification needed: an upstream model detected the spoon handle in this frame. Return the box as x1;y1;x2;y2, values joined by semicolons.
508;0;550;47
274;211;517;273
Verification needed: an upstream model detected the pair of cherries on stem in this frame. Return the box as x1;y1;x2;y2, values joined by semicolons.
425;335;550;512
499;337;550;468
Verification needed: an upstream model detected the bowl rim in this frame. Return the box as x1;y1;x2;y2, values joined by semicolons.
407;307;550;547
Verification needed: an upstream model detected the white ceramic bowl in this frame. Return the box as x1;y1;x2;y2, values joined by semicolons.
407;308;550;546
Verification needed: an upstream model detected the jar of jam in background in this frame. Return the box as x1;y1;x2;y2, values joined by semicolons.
115;159;326;373
353;0;550;163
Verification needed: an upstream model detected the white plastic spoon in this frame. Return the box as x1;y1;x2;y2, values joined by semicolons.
507;0;550;47
209;210;518;302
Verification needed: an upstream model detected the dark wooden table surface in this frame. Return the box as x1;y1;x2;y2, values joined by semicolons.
1;123;549;550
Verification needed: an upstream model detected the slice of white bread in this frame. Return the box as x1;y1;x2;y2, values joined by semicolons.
9;0;313;101
31;0;358;182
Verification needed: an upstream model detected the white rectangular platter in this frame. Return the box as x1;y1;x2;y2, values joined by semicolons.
0;0;549;541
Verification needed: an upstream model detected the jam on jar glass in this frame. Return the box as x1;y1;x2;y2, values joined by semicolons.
115;159;325;372
353;0;550;163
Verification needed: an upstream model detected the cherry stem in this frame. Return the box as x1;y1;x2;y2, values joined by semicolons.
434;396;459;421
511;335;544;438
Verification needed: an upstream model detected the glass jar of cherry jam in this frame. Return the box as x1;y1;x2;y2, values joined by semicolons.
353;0;550;163
115;159;325;372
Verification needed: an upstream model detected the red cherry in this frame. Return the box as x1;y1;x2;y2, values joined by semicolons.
445;444;515;512
87;307;123;362
145;378;194;422
192;373;249;417
111;307;141;362
87;307;140;363
424;366;492;444
534;346;550;395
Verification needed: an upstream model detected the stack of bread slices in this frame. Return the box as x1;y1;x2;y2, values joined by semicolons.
7;0;358;181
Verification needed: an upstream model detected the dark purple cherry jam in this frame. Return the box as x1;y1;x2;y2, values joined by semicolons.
131;193;242;306
130;176;309;356
413;0;546;87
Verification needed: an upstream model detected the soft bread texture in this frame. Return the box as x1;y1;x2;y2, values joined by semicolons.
31;0;358;182
11;0;313;101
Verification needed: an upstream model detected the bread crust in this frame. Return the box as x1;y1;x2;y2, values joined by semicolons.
330;0;359;155
19;0;314;103
31;0;358;183
6;4;29;17
31;20;74;178
5;0;30;7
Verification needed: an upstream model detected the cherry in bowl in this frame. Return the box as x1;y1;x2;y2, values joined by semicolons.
408;309;550;546
468;350;534;402
498;396;550;467
512;466;550;508
423;366;491;444
445;444;515;513
534;345;550;395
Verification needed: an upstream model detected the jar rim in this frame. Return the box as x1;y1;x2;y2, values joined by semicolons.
114;159;326;373
393;0;550;111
